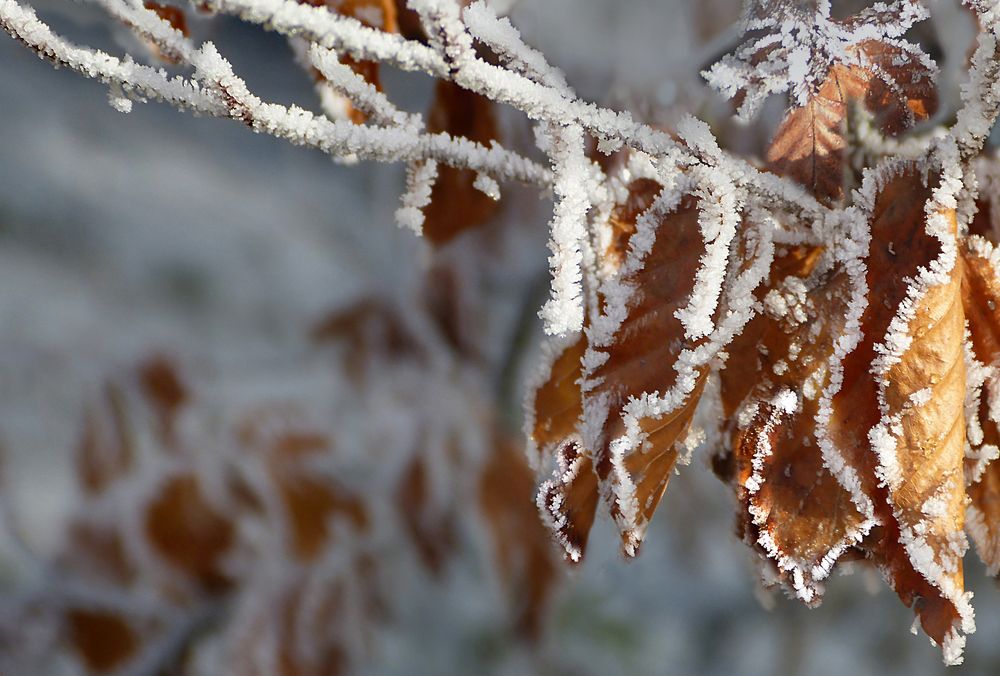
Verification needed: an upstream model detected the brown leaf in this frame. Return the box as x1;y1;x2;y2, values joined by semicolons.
963;235;1000;365
721;246;869;602
396;454;456;574
67;609;139;673
529;335;585;468
137;354;187;446
960;235;1000;574
237;413;368;561
145;473;235;591
528;334;596;561
479;438;559;639
826;165;971;659
531;195;714;560
604;177;663;269
856;40;938;136
536;440;599;563
586;196;711;556
767;65;864;203
768;43;936;203
76;384;133;496
422;80;501;244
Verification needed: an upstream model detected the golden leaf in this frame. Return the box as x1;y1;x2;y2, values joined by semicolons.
826;165;971;659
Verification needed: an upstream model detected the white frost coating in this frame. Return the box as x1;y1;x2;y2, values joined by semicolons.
673;165;741;340
743;388;875;604
473;173;501;201
462;0;572;95
309;45;420;129
814;203;878;533
951;2;1000;160
534;435;590;563
962;331;999;486
539;124;596;336
395;160;439;234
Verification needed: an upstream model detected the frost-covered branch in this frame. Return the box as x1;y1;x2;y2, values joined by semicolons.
0;0;549;185
951;1;1000;161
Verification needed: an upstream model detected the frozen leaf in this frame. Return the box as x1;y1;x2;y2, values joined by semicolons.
767;49;936;202
422;80;502;244
238;416;368;561
397;454;456;574
604;177;663;269
585;195;712;556
827;165;972;661
960;235;1000;574
137;354;188;445
721;246;869;603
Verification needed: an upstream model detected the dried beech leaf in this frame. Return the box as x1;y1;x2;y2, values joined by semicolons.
963;236;1000;366
604;177;663;269
137;354;187;445
64;521;135;585
768;45;936;203
422;80;501;244
767;65;864;203
585;195;711;556
721;246;868;602
529;335;596;563
67;609;139;673
397;454;456;574
145;473;235;591
827;166;971;660
960;235;1000;573
479;439;559;638
76;384;132;495
529;335;585;468
239;418;368;561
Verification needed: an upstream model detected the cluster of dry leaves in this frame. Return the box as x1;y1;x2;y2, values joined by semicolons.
52;326;556;674
528;5;1000;664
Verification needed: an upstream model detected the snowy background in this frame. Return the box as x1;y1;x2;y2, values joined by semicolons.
1;0;999;674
